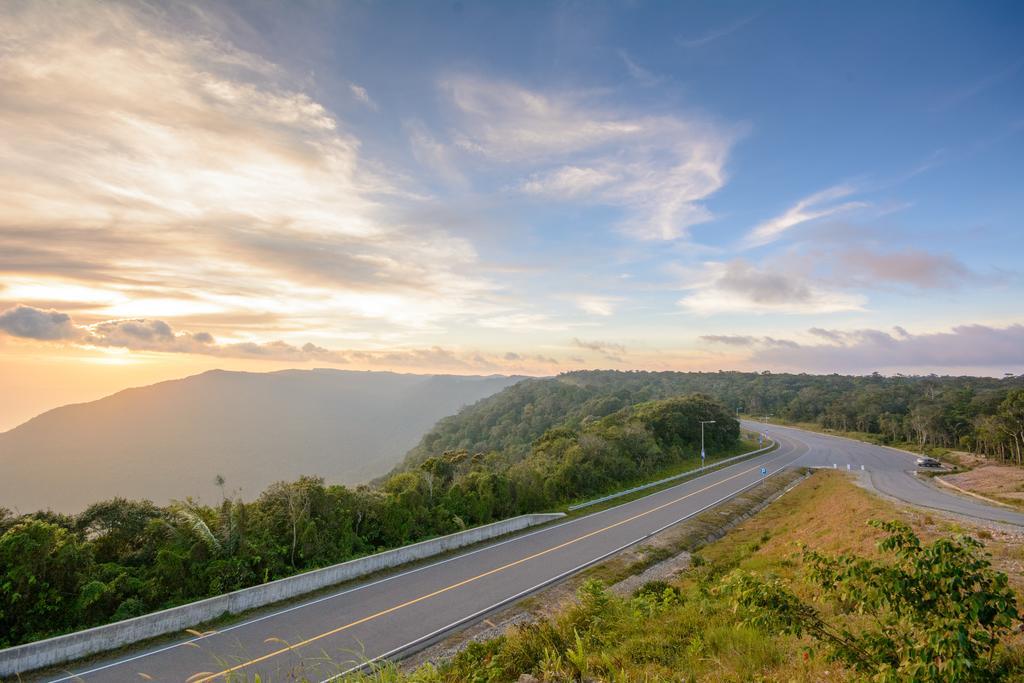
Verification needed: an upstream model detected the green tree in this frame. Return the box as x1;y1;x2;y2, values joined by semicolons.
0;519;94;645
997;389;1024;464
76;498;161;564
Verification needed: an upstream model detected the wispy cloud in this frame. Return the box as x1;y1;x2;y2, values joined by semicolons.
700;334;798;349
932;58;1024;111
573;296;621;317
754;324;1024;373
700;323;1024;373
617;49;662;86
405;119;468;189
677;259;865;315
699;334;758;346
831;247;972;289
675;13;760;49
0;304;567;372
572;337;627;362
0;3;507;344
349;83;378;110
442;75;739;240
743;185;868;248
520;166;619;198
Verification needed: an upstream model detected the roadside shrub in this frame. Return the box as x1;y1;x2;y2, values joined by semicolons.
723;520;1022;682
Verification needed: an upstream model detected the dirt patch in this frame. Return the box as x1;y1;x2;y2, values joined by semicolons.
942;464;1024;511
946;450;990;469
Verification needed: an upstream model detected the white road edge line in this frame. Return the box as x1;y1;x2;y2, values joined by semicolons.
321;455;800;682
45;446;794;683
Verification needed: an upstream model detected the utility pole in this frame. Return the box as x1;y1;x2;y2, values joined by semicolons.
699;420;716;467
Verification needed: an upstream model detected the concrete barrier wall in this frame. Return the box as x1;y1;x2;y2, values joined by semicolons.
0;512;565;677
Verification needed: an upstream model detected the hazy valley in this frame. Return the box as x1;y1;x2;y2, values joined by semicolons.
0;368;519;513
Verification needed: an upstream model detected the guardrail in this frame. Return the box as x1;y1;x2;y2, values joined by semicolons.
568;436;775;511
0;512;565;678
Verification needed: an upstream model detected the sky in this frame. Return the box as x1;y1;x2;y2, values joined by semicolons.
1;0;1023;430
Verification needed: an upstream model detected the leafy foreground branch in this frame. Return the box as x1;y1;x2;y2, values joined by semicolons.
723;520;1022;682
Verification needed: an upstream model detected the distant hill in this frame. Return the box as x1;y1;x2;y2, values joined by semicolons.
399;371;684;470
397;369;1024;472
0;369;520;513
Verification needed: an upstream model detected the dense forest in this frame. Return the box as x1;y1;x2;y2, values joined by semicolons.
0;394;738;646
401;370;1024;468
5;368;1024;647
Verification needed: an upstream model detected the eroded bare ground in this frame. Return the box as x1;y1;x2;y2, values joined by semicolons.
940;464;1024;510
400;469;809;671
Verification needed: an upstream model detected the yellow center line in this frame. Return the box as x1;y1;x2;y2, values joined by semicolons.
192;448;791;682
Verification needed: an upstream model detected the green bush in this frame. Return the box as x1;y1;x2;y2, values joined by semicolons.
723;520;1023;682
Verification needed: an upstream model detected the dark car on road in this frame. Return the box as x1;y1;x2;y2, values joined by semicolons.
916;456;941;468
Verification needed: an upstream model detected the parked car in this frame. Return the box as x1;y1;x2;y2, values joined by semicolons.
916;456;941;468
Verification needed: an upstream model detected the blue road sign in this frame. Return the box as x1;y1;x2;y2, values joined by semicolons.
760;467;767;476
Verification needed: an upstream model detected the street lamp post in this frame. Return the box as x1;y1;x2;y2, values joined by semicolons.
759;414;773;446
699;420;716;466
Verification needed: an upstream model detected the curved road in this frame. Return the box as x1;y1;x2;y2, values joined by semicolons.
26;424;1023;682
751;421;1024;527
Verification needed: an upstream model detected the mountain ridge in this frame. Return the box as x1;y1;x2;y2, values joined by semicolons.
0;368;521;513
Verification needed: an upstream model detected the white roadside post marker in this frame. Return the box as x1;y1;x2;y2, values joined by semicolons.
833;463;837;469
861;464;865;471
699;419;715;470
847;463;851;471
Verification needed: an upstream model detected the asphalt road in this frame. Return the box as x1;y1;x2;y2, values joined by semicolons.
34;423;1023;682
748;421;1024;527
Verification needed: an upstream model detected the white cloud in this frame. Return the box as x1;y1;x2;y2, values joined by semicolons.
743;185;868;247
349;83;377;109
405;119;468;188
574;296;620;317
476;312;568;331
676;13;760;49
617;50;662;86
442;75;737;240
520;165;619;198
0;3;500;342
